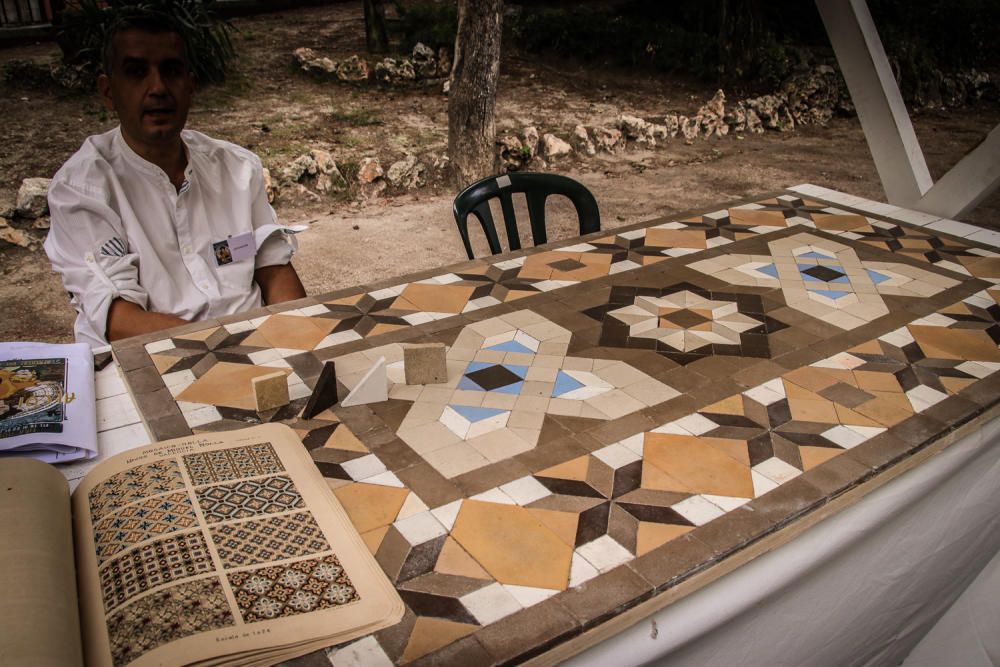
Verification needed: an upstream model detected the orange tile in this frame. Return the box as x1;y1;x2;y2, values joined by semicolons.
811;213;871;231
538;455;590;482
728;208;787;227
176;362;291;410
782;367;839;393
644;228;708;249
518;252;559;280
641;255;667;265
451;500;573;590
833;404;884;428
526;507;579;548
504;290;537;301
849;339;884;356
434;536;491;580
643;433;754;498
175;326;222;343
703;437;751;466
400;617;478;664
640;460;694;494
326;293;364;306
818;368;859;388
240;329;270;348
855;394;912;427
799;446;843;470
367;322;409;337
909;326;1000;362
941;376;977;394
784;382;829;402
255;314;336;350
150;354;179;374
333;483;409;534
702;394;746;416
853;370;902;393
324;423;369;453
788;398;841;424
394;283;475;314
361;525;389;554
958;256;1000;279
636;522;693;556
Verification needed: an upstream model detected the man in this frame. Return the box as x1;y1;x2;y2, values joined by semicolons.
45;15;306;349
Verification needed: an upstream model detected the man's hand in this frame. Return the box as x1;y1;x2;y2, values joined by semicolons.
254;263;306;305
106;298;189;341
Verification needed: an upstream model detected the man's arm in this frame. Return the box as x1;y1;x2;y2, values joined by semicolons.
254;263;306;305
106;298;189;341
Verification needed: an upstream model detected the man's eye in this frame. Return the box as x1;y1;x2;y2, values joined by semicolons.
161;62;187;79
123;63;146;77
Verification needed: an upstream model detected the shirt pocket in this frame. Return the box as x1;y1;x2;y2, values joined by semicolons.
215;253;257;292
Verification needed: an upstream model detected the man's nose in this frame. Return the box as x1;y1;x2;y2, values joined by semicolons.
147;67;168;95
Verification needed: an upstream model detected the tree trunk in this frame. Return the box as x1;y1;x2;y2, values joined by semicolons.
448;0;503;189
363;0;389;54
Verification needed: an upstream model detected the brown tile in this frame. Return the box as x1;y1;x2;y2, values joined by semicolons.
146;414;190;440
406;634;495;667
396;463;465;510
889;413;949;450
515;435;590;475
744;477;826;528
140;387;184;421
474;600;580;664
370;438;425;471
124;365;165;395
798;453;873;497
453;458;532;498
843;432;912;471
113;344;153;372
557;566;653;629
375;525;412;583
399;572;489;599
373;608;418;664
922;395;984;429
731;360;785;389
628;532;716;590
587;412;657;446
690;505;775;555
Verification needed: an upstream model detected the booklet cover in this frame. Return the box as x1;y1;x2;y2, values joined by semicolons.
0;342;97;463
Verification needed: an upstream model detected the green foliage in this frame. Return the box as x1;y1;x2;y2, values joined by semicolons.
395;1;457;52
57;0;235;85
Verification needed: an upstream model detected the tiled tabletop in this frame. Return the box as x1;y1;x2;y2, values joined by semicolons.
106;184;1000;665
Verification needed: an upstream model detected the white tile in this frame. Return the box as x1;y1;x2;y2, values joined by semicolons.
751;469;780;497
393;510;448;546
575;535;632;572
369;285;405;300
430;500;464;531
364;471;405;488
821;424;868;449
702;494;750;512
956;361;995;379
396;492;429;521
502;584;559;609
224;320;255;334
144;338;176;354
927;219;981;238
183;404;222;427
811;352;866;370
569;552;600;587
288;382;311;400
499;476;551;505
888;208;940;226
879;327;915;348
967;229;1000;248
248;348;283;365
592;442;642;469
315;330;363;350
470;488;517;505
906;385;949;412
619;433;645;456
673;413;717;435
671;495;725;526
95;367;128;400
97;421;151;455
297;303;330;316
329;636;393;667
460;583;523;625
96;395;142;431
753;457;802;485
559;242;598;252
340;454;387;481
401;311;434;326
743;383;784;407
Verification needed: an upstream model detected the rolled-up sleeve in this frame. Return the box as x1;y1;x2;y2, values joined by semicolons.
44;179;148;346
249;156;297;269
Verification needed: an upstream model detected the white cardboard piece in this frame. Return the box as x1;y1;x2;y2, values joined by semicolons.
340;357;388;407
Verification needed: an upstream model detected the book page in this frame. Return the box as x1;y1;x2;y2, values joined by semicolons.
0;458;85;666
71;423;403;667
0;342;98;463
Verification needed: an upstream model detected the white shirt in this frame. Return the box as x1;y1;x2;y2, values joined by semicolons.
45;127;296;348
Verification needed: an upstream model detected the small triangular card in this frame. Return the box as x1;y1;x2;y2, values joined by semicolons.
301;361;339;420
340;356;388;407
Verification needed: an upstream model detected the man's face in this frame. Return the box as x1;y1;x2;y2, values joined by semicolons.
98;29;195;149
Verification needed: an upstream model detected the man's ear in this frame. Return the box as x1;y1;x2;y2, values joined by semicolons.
97;73;115;112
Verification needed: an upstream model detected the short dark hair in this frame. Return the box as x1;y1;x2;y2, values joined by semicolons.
101;14;187;75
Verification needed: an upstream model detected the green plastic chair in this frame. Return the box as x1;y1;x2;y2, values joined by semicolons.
452;172;601;259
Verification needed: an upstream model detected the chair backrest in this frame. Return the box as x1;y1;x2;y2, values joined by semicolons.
452;172;601;259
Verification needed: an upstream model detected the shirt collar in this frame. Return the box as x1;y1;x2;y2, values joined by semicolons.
113;125;193;182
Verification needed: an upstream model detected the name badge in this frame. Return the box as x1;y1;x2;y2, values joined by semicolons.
213;232;255;266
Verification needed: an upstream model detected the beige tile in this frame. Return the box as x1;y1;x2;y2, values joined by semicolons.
176;362;291;410
643;433;754;497
400;617;479;664
334;483;410;533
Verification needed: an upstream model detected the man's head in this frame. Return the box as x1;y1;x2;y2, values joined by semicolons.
98;17;195;152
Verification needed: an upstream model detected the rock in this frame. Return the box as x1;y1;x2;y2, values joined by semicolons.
15;177;50;219
780;66;848;126
283;154;317;183
618;114;655;146
310;149;346;191
335;55;369;82
541;133;572;159
0;227;31;248
522;126;540;157
498;134;527;171
386;154;426;189
744;94;794;131
745;108;764;134
649;123;671;142
293;47;336;76
357;157;383;184
696;90;728;138
678;115;700;141
412;42;437;78
442;79;450;95
31;217;50;230
593;126;624;153
262;168;276;203
662;114;680;138
572;125;596;156
374;58;416;84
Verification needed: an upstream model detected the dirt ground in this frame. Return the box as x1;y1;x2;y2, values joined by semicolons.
1;2;998;344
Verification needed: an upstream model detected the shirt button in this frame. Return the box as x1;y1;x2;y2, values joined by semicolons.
183;246;191;255
201;282;209;289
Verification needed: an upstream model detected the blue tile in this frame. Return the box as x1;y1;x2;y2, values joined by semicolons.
757;263;779;278
486;340;535;354
866;269;891;285
551;371;585;397
812;289;851;300
449;404;509;423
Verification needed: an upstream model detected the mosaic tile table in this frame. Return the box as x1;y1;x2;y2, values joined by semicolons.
111;184;1000;666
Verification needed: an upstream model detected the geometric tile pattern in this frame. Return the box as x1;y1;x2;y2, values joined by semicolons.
105;577;234;667
121;188;1000;666
210;511;330;568
88;460;185;521
182;442;284;485
585;282;788;364
99;531;214;612
688;232;960;329
92;491;199;564
227;553;360;623
194;475;305;523
334;311;679;479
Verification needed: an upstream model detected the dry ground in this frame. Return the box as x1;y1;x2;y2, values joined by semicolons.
1;2;997;343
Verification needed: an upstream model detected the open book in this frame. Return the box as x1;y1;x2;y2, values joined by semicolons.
0;423;404;666
0;341;97;463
